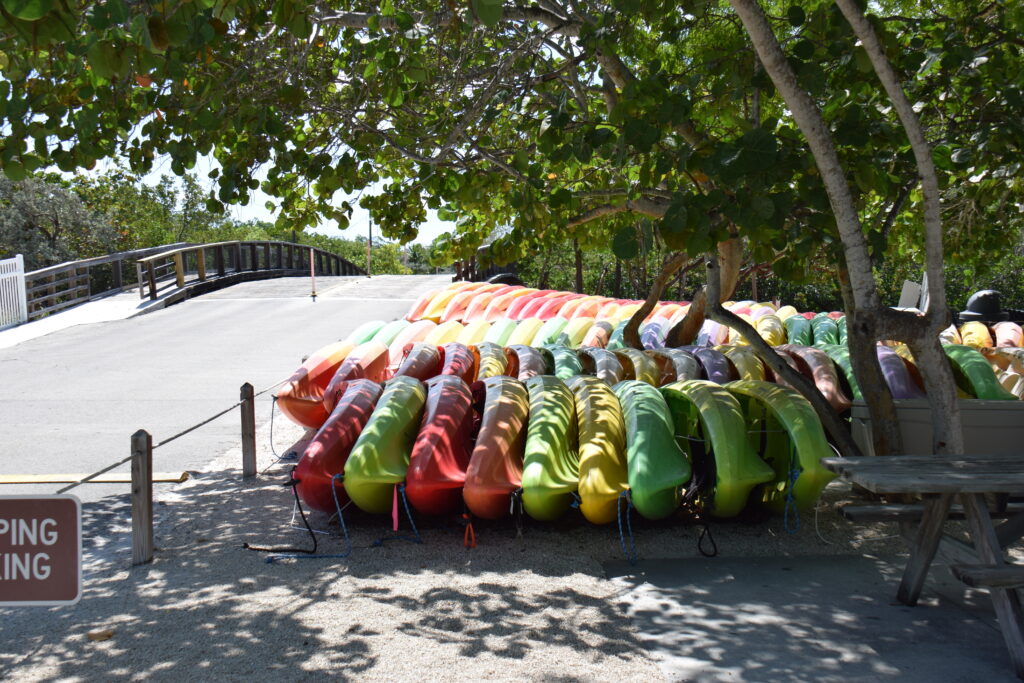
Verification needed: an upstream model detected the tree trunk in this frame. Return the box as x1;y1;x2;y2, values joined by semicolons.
703;256;864;458
613;259;622;298
835;0;962;455
730;0;963;455
838;262;903;457
623;252;689;349
665;238;743;346
573;240;584;293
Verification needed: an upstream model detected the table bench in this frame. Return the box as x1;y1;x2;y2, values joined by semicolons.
823;454;1024;679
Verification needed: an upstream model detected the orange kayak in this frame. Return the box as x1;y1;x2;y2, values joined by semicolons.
463;377;529;519
276;340;355;429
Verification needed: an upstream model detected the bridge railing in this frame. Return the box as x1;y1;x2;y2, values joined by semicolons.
23;243;192;320
135;240;366;301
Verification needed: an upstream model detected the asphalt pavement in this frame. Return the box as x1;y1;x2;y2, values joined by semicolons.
0;274;451;506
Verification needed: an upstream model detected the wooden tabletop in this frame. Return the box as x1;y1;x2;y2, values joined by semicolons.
822;455;1024;494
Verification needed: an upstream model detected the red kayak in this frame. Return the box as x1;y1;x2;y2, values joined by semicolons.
405;376;476;516
440;342;478;384
276;341;355;429
393;342;443;381
295;380;384;512
322;341;390;413
463;376;529;519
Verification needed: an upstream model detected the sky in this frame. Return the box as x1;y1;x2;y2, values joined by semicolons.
108;152;456;247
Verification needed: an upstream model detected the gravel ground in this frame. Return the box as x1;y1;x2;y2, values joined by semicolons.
0;409;913;682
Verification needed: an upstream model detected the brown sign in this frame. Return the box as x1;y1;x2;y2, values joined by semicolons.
0;495;81;606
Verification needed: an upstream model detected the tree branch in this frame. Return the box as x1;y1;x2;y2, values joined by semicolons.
703;256;864;458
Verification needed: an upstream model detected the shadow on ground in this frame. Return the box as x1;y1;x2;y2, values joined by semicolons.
606;555;1013;682
0;463;660;681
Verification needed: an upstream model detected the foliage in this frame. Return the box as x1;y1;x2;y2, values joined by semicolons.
0;1;1022;297
0;176;117;269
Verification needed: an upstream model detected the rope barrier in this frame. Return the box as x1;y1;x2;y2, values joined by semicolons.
55;377;288;494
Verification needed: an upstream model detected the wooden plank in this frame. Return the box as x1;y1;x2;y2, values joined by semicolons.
841;502;1024;523
897;493;954;606
0;472;189;484
850;472;1024;495
951;564;1024;589
131;430;154;566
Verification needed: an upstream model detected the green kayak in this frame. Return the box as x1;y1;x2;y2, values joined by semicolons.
724;380;835;513
613;380;691;520
370;319;411;347
484;318;518;346
346;319;388;345
343;376;428;514
661;380;774;518
810;315;839;346
944;344;1018;400
783;315;813;346
521;376;580;521
531;317;569;347
544;345;584;380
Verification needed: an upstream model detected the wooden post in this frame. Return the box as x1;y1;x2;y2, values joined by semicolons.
112;258;123;290
216;245;225;277
147;262;157;300
173;252;185;288
197;248;207;281
263;243;271;270
249;244;258;271
137;262;145;299
240;383;256;478
131;429;154;565
276;243;283;270
234;243;243;272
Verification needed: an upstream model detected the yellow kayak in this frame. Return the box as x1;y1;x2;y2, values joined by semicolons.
717;345;766;381
558;317;595;347
613;348;661;385
960;321;994;348
567;376;628;525
506;317;546;346
423;320;465;345
456;320;492;345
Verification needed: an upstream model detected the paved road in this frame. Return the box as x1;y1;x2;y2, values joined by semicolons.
0;274;450;505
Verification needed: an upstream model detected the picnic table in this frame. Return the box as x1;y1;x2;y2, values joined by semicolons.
823;454;1024;679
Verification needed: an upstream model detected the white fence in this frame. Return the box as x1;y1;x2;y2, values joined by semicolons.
0;255;28;330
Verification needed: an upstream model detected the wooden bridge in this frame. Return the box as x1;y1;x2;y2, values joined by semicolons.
21;240;365;320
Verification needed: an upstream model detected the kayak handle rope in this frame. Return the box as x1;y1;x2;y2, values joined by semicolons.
372;484;422;547
461;513;477;549
261;396;298;476
510;488;525;539
243;466;318;557
617;490;638;566
783;449;801;535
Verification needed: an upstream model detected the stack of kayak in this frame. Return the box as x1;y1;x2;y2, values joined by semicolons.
283;335;835;524
401;281;1024;401
275;282;1023;530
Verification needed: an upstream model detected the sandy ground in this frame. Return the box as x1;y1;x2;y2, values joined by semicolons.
0;401;913;682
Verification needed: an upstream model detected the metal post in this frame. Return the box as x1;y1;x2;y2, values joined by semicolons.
131;429;154;565
241;383;256;478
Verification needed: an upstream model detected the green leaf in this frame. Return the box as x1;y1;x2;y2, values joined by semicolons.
751;194;775;219
793;39;815;61
473;0;503;28
787;6;806;27
612;226;640;260
2;0;53;21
